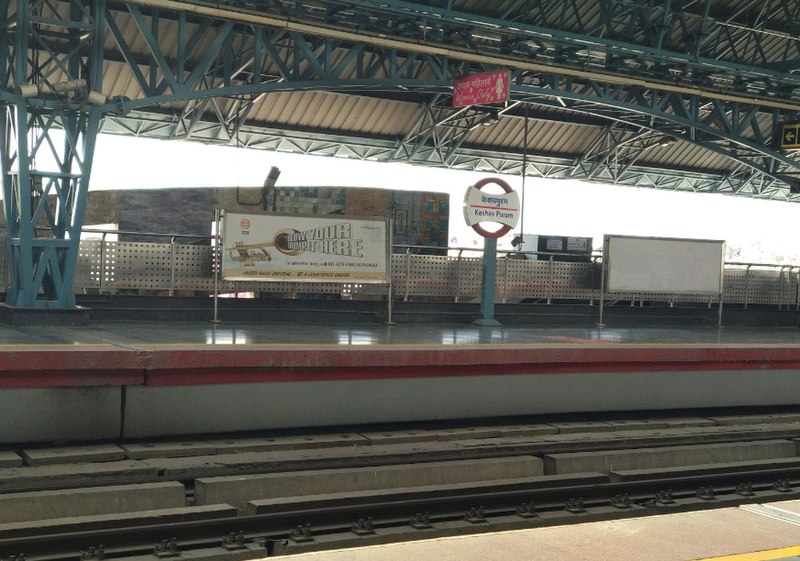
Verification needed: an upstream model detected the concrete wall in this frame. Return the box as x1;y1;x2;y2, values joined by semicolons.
7;366;800;443
121;368;800;439
0;387;121;443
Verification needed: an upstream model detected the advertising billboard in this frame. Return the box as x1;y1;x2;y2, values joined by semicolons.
222;212;388;283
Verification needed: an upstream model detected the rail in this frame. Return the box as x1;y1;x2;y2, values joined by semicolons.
6;469;800;560
0;227;797;308
4;415;800;559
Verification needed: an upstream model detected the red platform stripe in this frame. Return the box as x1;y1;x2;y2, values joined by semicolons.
3;344;800;389
0;348;144;388
143;358;800;386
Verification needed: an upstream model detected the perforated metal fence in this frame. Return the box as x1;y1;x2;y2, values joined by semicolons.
3;238;799;308
723;263;800;308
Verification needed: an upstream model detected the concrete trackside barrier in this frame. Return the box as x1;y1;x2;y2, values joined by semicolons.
544;439;796;475
0;481;186;523
196;456;542;511
245;473;609;515
610;457;800;482
0;504;236;538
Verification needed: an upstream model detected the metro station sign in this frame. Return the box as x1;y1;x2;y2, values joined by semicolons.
779;121;800;150
464;177;520;239
452;70;510;108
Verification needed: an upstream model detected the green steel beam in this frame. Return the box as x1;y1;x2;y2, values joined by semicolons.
90;1;800;194
6;0;800;312
0;0;104;308
102;107;800;202
89;2;797;195
178;0;800;96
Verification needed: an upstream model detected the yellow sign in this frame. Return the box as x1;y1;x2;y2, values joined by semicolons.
779;122;800;149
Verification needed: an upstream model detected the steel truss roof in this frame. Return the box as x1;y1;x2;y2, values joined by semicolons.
4;0;800;308
80;0;800;200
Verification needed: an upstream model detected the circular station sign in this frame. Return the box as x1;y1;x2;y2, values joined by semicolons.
463;177;521;239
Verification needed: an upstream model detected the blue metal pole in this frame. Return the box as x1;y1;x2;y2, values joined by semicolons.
475;237;501;326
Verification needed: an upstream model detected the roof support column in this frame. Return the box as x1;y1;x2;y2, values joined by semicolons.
1;0;105;308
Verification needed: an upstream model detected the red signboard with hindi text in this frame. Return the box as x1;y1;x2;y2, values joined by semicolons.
452;70;510;108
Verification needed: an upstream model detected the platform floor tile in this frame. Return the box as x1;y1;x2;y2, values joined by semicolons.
286;507;800;561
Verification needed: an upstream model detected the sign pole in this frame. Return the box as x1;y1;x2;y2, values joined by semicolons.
386;280;394;325
211;208;222;324
385;216;395;325
463;177;519;327
475;237;501;326
598;234;607;327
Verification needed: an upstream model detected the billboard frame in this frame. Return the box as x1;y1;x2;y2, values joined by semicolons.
599;234;725;327
212;209;393;323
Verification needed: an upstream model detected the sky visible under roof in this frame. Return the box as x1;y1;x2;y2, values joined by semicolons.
91;134;800;264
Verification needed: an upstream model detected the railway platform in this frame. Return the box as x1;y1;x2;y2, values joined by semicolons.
4;318;800;443
3;317;800;560
284;500;800;561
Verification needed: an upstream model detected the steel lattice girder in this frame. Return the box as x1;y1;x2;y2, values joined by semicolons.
509;73;800;193
0;0;104;308
82;0;800;198
168;0;800;98
5;0;800;311
97;0;800;106
103;107;799;202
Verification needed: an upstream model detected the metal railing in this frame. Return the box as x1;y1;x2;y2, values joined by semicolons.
1;227;798;308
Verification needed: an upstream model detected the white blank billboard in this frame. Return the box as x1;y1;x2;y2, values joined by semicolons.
605;235;724;294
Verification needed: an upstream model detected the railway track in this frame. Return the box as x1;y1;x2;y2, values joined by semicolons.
2;411;800;560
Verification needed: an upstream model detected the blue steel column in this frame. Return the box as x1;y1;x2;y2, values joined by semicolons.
475;238;500;327
5;0;33;306
1;0;105;308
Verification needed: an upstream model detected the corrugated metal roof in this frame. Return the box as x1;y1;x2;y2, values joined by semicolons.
93;1;799;187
